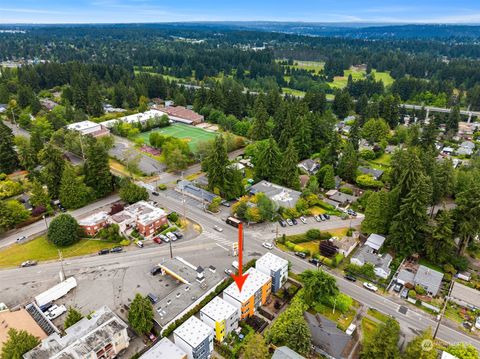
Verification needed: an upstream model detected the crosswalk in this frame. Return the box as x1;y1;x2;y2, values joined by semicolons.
203;230;235;252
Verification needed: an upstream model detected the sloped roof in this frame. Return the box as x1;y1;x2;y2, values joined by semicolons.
365;234;386;251
414;265;444;296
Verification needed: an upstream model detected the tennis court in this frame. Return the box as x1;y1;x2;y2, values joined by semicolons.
137;123;217;152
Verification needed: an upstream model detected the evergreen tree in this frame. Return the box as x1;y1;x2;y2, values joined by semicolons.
87;82;104;116
84;140;112;198
304;89;326;114
14;136;37;171
425;210;454;265
0;121;19;174
446;106;460;133
1;328;40;359
64;307;84;329
224;168;245;200
388;177;432;255
300;270;339;307
294;115;312;160
203;135;229;192
128;293;154;335
38;142;65;199
337;142;358;183
332;89;352;119
403;329;437;359
278;139;300;190
321;164;336;190
455;184;480;254
59;163;91;209
255;137;281;182
361;191;391;235
30;180;50;209
249;94;271;140
360;318;400;359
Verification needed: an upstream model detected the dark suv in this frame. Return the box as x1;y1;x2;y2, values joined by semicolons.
98;249;110;255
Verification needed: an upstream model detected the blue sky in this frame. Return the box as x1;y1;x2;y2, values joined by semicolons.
2;0;480;24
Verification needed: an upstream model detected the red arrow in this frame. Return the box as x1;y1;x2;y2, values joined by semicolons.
231;223;249;292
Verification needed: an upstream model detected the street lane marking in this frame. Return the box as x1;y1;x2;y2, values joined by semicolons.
215;243;229;251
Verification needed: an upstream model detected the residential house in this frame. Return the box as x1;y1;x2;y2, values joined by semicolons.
157;106;204;125
200;297;239;342
450;282;480;309
272;346;305;359
140;338;187;359
223;268;271;319
173;316;214;359
79;212;109;236
412;265;444;297
249;180;301;208
298;159;320;175
350;245;392;279
330;236;359;257
255;252;288;293
456;141;475;156
441;147;454;156
176;180;218;204
364;234;386;251
326;190;358;207
23;306;130;359
0;308;47;352
304;312;352;359
358;167;384;181
66;120;110;137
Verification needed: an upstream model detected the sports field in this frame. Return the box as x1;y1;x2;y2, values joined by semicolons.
137;123;217;151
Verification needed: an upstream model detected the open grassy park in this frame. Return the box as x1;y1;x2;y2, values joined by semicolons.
330;67;394;89
0;236;118;268
136;123;217;152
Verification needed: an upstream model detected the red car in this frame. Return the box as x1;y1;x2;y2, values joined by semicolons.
153;236;162;244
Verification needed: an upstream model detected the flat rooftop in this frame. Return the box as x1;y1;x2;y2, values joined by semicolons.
66;120;100;131
256;252;288;272
200;296;237;323
0;309;47;351
223;268;271;304
140;337;186;359
78;211;109;226
154;258;224;328
174;316;212;349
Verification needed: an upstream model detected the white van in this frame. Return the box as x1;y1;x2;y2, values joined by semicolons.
232;260;239;270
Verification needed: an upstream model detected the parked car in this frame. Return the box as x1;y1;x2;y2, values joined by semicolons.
213;225;223;232
221;201;231;207
262;242;273;250
291;218;298;225
344;274;357;282
46;305;67;320
16;236;27;243
172;230;183;238
313;215;321;222
294;251;306;259
393;283;403;292
324;214;330;220
346;323;357;336
20;260;37;267
224;268;234;276
286;219;294;226
147;293;159;304
150;265;161;276
278;219;287;227
166;232;177;241
363;282;378;292
300;216;307;224
136;241;144;248
153;236;162;244
159;234;169;242
152;191;159;196
347;209;357;217
39;302;53;312
98;249;110;255
232;260;239;269
309;258;321;267
400;288;409;299
320;214;326;221
110;246;123;253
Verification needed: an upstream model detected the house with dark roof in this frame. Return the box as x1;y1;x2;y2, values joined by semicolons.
326;190;358;207
298;159;320;175
350;245;392;279
176;180;218;204
358;167;384;180
304;312;352;359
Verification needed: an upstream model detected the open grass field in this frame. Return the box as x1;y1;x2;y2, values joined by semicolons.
330;67;394;89
282;87;306;97
0;236;118;268
137;123;217;152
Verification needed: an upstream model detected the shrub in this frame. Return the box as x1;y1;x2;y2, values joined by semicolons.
356;174;383;189
313;254;333;267
120;239;131;246
158;184;167;190
47;214;80;247
360;149;376;160
286;234;309;244
443;263;456;275
346;227;354;237
450;256;469;271
306;229;321;240
168;212;179;223
408;290;417;298
415;285;426;295
339;187;353;195
283;207;300;219
319;231;333;240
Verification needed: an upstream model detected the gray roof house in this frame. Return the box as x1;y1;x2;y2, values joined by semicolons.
304;312;351;359
350;245;392;279
249;180;301;208
456;141;475;156
298;159;320;175
176;180;217;204
358;167;384;180
272;346;305;359
365;234;386;251
413;265;444;296
327;190;358;206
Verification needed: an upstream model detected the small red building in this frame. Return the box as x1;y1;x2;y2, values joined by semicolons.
79;212;109;236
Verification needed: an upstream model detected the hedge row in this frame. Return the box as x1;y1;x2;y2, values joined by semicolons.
285;241;311;256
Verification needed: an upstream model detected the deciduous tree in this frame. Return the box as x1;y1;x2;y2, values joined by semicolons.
1;328;39;359
242;333;269;359
128;293;154;335
361;318;400;359
47;214;80;247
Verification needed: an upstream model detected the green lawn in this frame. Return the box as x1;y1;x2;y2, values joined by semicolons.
0;236;118;268
329;68;394;89
137;123;217;152
362;317;379;342
371;70;394;86
312;302;357;331
367;308;390;323
282;87;306;97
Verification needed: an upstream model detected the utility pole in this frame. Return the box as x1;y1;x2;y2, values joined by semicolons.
181;171;186;223
433;279;455;340
169;240;173;259
58;249;66;281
